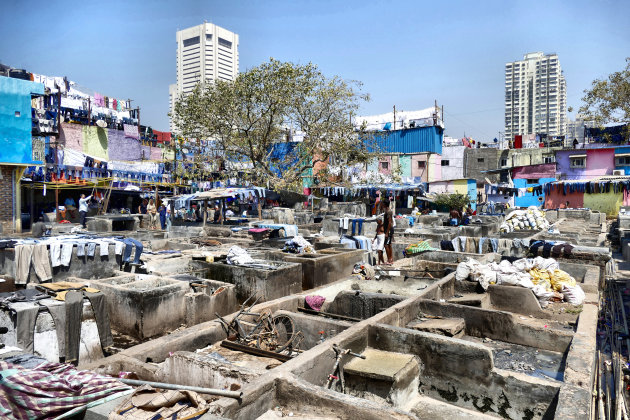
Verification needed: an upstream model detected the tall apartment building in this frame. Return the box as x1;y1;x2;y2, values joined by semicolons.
504;52;567;141
170;22;239;132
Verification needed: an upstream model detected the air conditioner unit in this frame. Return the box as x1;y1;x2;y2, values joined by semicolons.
613;170;624;176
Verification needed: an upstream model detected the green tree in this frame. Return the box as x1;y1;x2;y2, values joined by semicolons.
171;58;380;191
433;193;470;212
579;58;630;140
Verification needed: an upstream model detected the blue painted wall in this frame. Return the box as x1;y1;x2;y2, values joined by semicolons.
467;179;477;210
0;77;44;164
614;146;630;175
365;126;443;154
513;177;555;207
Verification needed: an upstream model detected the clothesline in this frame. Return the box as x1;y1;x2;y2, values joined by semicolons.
11;234;144;286
544;179;630;195
315;183;425;197
485;184;544;197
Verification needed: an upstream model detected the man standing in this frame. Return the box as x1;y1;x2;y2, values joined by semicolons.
449;208;461;226
78;193;92;228
158;204;166;230
381;198;394;265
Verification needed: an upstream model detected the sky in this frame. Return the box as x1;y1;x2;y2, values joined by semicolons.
1;0;628;140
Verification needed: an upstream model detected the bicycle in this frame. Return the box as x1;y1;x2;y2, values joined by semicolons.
215;294;303;356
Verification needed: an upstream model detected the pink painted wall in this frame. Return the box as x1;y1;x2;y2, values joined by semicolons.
429;153;442;182
410;153;441;182
557;148;614;180
585;149;614;177
378;155;392;175
411;154;428;180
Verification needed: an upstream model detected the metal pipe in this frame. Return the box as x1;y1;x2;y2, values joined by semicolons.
118;378;242;399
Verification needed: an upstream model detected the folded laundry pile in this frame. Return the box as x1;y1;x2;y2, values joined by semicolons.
456;256;584;306
499;206;549;233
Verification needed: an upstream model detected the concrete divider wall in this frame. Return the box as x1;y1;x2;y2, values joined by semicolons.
324;291;406;319
368;323;494;381
90;275;189;339
202;260;302;302
274;309;353;350
80;294;303;368
260;249;366;290
183;279;238;326
414;299;574;353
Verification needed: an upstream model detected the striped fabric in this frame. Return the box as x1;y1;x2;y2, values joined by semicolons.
0;361;129;419
404;240;438;255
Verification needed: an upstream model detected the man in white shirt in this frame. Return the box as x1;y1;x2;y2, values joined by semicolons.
78;194;92;228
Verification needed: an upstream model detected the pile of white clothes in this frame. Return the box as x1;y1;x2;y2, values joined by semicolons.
455;256;585;306
283;236;315;254
500;207;549;233
226;246;254;265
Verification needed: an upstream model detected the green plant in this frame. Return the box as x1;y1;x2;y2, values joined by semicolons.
433;193;470;211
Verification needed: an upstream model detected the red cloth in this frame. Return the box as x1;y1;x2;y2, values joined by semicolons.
514;135;522;149
153;130;172;144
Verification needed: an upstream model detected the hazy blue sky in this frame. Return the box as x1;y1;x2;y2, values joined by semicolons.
1;0;628;139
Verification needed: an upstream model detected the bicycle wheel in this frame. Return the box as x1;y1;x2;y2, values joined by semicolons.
257;314;296;353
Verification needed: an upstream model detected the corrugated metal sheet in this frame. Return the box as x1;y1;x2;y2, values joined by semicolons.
367;126;443;154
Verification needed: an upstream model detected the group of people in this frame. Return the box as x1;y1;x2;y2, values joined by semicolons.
138;199;171;230
449;205;475;226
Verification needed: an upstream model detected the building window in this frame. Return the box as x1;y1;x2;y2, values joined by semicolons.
526;178;539;185
477;158;485;163
417;161;426;168
616;156;630;166
441;160;449;166
544;155;555;163
206;34;212;41
14;111;20;117
183;36;200;47
218;37;232;48
380;162;389;170
570;156;586;168
500;158;507;167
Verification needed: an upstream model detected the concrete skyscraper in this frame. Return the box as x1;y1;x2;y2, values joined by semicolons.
170;22;239;132
504;52;567;141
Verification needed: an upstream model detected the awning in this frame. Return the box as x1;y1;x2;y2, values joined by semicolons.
570;154;586;158
616;153;630;157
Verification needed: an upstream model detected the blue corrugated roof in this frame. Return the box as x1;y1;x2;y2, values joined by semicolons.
365;126;443;154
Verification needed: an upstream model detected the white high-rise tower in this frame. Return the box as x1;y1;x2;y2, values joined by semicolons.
504;52;567;141
170;22;239;132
